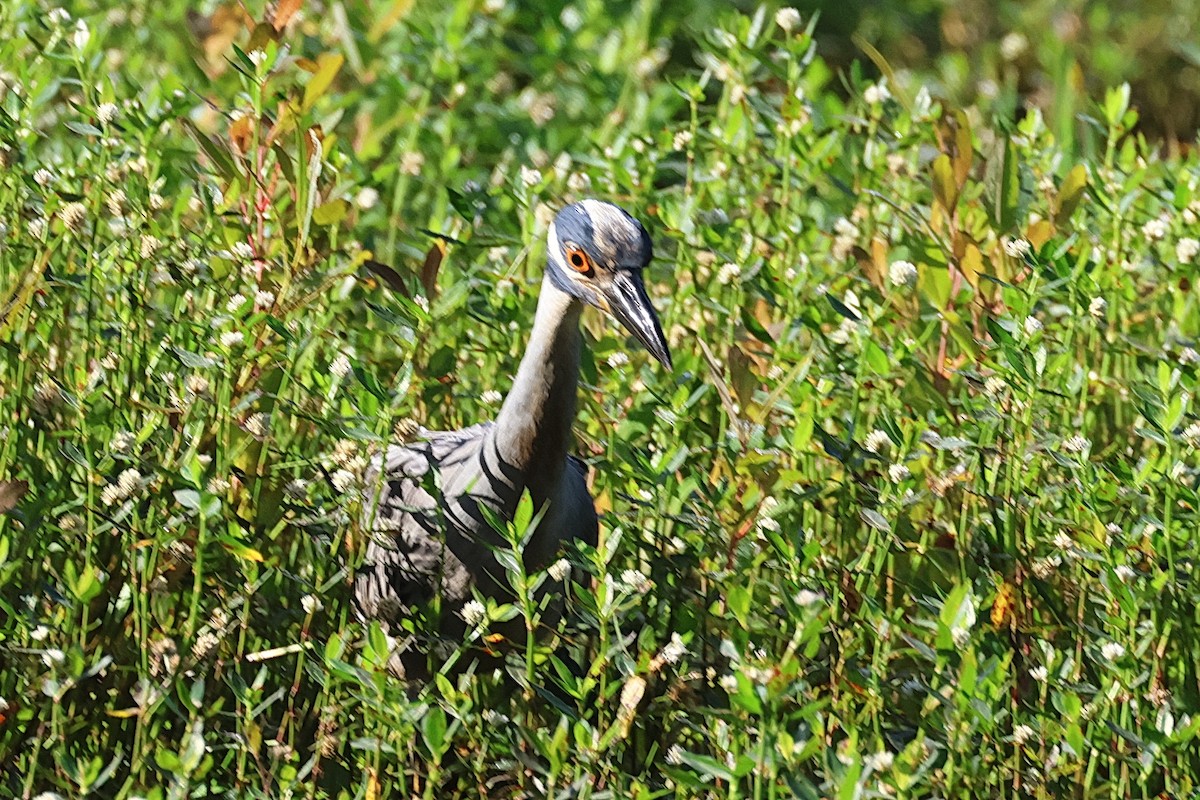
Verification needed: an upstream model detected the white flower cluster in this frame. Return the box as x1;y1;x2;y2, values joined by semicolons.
101;468;142;506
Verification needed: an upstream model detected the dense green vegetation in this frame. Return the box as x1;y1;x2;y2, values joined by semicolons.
2;1;1199;797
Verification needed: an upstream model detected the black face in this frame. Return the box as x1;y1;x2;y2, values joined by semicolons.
548;200;672;370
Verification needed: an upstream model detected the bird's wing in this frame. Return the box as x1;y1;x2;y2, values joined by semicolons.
354;423;494;627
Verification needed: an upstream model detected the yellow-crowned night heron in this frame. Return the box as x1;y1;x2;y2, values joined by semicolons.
355;199;672;678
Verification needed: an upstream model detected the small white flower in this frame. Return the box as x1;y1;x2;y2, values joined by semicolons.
106;188;126;217
330;354;352;379
1114;564;1136;581
28;217;47;241
1030;665;1049;683
186;374;210;397
460;599;487;627
301;594;322;614
1023;315;1043;337
566;172;591;192
1181;347;1200;365
219;330;244;348
718;674;739;692
206;476;230;494
1177;237;1200;263
607;351;630;368
951;626;970;647
755;516;781;535
61;201;88;231
149;192;166;211
97;102;119;124
519;165;542;188
659;633;686;665
775;7;802;33
666;744;685;765
1012;724;1035;745
864;750;894;771
619;568;652;593
254;290;275;309
672;129;693;150
481;389;503;405
863;80;890;105
716;262;741;285
1062;435;1090;454
355;187;380;210
33;168;53;186
888;463;911;483
71;19;89;50
1004;238;1032;258
1000;31;1028;60
1101;641;1125;661
231;241;255;261
248;49;268;67
30;624;50;642
888;259;917;287
243;412;268;439
1089;296;1107;318
548;558;570;581
864;429;890;453
1142;217;1168;241
42;649;66;667
794;589;822;607
330;469;355;493
139;234;161;259
400;151;424;175
111;430;135;453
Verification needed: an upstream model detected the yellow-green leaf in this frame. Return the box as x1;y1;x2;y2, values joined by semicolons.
931;154;958;213
312;198;348;226
303;53;344;112
1054;164;1089;226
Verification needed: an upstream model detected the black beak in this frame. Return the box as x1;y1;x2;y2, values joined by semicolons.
603;271;672;370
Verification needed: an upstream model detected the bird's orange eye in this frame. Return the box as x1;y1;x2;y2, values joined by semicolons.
566;247;592;274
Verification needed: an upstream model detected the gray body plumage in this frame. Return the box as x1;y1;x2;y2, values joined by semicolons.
352;200;671;679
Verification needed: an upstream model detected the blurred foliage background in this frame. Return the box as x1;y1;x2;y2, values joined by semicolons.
2;0;1199;797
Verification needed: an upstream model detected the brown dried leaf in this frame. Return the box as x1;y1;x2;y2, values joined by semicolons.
420;240;446;299
229;114;253;153
186;4;249;74
271;0;303;31
0;479;28;515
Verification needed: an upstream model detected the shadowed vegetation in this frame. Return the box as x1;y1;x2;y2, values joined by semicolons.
1;1;1199;797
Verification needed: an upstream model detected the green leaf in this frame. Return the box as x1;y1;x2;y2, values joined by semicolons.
1054;164;1089;226
931;154;958;212
303;53;345;112
985;136;1021;232
514;488;534;534
313;199;348;226
680;751;736;782
727;584;751;626
420;706;448;757
182;119;240;183
65;121;103;137
859;508;890;532
825;293;861;321
1104;83;1131;128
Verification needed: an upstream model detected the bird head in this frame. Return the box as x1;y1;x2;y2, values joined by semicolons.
546;199;672;370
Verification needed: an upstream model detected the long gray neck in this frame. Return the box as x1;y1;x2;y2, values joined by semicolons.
489;274;584;502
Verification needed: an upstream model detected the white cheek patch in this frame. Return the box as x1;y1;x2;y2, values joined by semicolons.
579;199;636;268
548;220;594;288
